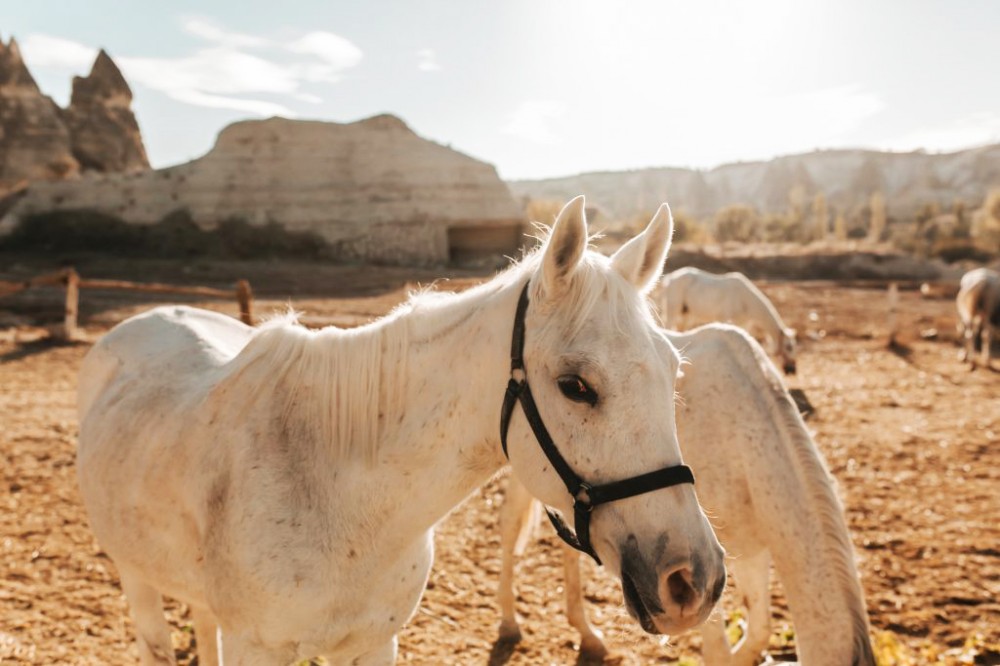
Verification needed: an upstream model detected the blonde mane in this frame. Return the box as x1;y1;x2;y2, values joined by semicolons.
722;330;873;664
220;238;655;465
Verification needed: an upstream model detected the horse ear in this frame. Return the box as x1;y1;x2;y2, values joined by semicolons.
611;203;673;294
539;196;588;298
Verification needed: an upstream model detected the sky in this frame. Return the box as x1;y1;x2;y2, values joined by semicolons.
6;0;1000;180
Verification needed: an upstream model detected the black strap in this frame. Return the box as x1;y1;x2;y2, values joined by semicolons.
499;281;695;566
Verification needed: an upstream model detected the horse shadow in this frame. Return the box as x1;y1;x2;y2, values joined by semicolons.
487;638;610;666
0;336;87;364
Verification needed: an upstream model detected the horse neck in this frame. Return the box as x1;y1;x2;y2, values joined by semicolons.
744;282;786;342
367;277;522;536
734;355;872;664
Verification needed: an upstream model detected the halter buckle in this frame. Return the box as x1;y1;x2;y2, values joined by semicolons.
574;482;595;512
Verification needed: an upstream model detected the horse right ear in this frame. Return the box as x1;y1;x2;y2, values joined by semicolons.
538;196;588;299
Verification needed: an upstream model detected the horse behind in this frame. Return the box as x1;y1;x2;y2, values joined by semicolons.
657;266;797;374
499;324;874;666
956;267;1000;369
76;196;724;665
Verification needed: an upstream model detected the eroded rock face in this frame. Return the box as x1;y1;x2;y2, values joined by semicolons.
3;115;526;265
0;38;79;193
62;49;149;173
0;40;147;197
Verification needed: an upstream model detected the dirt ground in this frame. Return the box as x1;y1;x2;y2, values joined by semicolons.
1;259;998;665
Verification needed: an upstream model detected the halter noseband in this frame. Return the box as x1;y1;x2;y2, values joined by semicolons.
499;282;695;565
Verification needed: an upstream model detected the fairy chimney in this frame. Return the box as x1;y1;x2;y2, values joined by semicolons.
0;37;79;194
62;49;149;173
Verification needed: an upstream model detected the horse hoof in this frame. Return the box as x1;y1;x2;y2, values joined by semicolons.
579;635;608;660
497;620;522;643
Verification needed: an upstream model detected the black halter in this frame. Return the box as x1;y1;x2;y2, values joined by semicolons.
499;282;696;565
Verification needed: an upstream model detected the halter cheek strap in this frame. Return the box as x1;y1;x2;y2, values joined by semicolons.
499;282;695;566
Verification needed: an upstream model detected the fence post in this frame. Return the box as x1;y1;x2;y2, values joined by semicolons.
886;281;899;346
61;268;80;341
236;279;254;325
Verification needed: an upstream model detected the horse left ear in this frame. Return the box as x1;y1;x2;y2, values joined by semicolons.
611;203;674;294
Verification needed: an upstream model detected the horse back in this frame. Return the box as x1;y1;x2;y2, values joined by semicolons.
78;306;253;448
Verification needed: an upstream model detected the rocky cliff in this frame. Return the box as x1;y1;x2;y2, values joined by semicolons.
0;38;147;196
510;145;1000;222
0;38;79;193
2;115;524;265
61;49;148;173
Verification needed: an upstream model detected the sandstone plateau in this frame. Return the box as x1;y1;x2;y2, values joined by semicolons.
3;115;525;265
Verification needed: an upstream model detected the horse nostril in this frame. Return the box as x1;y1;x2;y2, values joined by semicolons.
666;568;696;609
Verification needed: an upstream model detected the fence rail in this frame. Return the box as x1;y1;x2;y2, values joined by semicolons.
0;268;253;340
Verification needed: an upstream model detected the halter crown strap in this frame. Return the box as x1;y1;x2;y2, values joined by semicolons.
499;281;695;566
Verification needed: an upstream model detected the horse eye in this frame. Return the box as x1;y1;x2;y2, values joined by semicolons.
557;375;598;406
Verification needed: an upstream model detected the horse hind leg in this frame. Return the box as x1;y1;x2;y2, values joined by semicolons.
730;550;772;666
699;550;771;666
119;569;177;665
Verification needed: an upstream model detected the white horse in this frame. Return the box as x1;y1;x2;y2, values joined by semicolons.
76;197;726;665
657;267;798;375
956;267;1000;370
499;324;874;666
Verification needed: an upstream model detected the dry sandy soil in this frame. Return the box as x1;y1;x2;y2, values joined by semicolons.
1;258;998;664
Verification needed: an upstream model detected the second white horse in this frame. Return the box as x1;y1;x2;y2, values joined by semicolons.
657;267;798;375
498;324;874;666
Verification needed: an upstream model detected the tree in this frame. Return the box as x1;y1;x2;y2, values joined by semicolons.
713;205;761;243
868;191;887;243
811;192;828;241
833;210;847;241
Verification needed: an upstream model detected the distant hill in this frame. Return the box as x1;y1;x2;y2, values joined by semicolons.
508;145;1000;222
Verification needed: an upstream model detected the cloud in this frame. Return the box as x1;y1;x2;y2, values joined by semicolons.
182;18;270;49
416;48;441;72
503;100;567;144
20;21;363;117
288;32;363;68
19;34;97;69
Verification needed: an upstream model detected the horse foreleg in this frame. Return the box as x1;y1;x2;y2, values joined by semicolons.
560;541;607;659
119;569;177;665
191;605;220;666
220;633;295;665
980;319;993;369
343;637;398;666
700;610;736;665
497;477;535;643
730;550;772;666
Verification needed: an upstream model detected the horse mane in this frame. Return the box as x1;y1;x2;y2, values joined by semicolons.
719;328;873;663
220;235;655;465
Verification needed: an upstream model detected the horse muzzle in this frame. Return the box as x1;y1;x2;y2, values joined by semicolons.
619;538;726;634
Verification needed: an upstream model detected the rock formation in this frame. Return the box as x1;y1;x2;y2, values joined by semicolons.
0;38;147;197
62;49;149;173
0;37;79;193
510;144;1000;222
2;115;525;265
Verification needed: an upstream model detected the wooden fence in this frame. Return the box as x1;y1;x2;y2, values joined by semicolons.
0;268;253;340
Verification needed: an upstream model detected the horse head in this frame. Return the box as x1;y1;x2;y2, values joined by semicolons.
504;196;725;634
